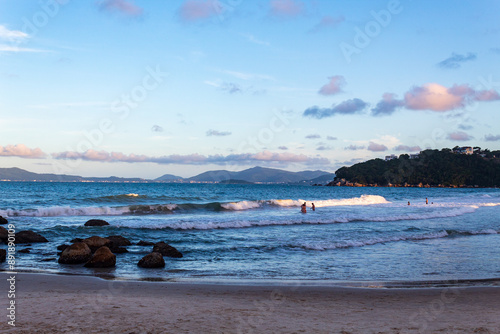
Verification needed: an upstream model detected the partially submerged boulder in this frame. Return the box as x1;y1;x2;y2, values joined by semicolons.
0;216;7;225
84;246;116;268
84;219;110;227
137;252;165;268
153;242;183;258
0;249;6;262
83;236;111;252
58;242;92;264
137;240;155;246
106;235;132;247
15;230;48;244
0;226;8;243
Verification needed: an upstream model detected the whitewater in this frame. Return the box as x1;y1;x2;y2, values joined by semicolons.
1;182;499;282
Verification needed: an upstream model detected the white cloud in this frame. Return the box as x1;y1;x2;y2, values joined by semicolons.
0;25;29;41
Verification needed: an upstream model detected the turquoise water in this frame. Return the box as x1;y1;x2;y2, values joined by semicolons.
1;182;500;282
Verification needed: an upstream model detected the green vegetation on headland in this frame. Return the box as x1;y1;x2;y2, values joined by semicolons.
330;148;500;188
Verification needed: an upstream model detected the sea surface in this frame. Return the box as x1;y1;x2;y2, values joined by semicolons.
1;182;500;284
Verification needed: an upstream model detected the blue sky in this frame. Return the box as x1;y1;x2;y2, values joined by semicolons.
1;0;499;178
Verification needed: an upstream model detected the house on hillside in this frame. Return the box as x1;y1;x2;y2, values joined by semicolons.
409;153;420;159
453;146;473;155
385;154;397;161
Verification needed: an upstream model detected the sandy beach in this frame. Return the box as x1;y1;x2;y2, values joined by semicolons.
0;273;499;333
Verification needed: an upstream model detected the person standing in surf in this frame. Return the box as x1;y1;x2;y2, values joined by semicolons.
301;202;307;213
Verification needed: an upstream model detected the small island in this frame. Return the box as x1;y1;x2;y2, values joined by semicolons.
329;147;500;188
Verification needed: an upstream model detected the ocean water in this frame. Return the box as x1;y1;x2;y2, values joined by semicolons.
1;182;500;283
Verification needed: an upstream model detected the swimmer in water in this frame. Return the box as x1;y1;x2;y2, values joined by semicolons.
301;202;307;213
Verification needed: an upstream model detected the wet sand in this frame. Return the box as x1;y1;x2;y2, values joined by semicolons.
1;272;500;333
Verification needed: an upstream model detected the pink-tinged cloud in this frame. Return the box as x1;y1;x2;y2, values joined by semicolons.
393;145;421;152
402;83;500;112
179;0;221;22
367;142;388;152
447;131;473;141
269;0;304;17
474;89;500;101
404;83;464;111
53;150;330;165
318;75;345;96
98;0;143;17
0;144;46;158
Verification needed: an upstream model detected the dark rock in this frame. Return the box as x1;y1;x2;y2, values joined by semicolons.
15;230;48;244
57;244;69;251
0;226;8;242
58;242;92;264
0;249;5;262
137;252;165;268
84;219;110;227
70;238;83;243
137;240;155;246
40;258;56;262
0;216;7;224
106;235;132;247
153;242;183;258
84;246;116;268
83;236;111;252
109;246;128;254
19;248;31;253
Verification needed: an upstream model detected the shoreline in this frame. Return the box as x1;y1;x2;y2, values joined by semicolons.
2;272;500;333
4;268;500;289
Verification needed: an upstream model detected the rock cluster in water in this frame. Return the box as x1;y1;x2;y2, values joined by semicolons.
0;218;184;270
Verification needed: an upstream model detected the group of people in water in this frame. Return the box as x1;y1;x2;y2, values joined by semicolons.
301;202;315;213
408;198;432;206
302;198;432;212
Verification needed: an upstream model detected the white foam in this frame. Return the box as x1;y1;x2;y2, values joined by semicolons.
221;201;262;211
270;195;390;208
0;205;131;217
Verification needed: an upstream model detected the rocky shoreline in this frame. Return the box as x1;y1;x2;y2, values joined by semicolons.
0;216;182;270
324;178;495;188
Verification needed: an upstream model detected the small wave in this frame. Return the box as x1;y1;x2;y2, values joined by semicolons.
265;195;390;209
0;204;178;217
221;201;262;211
296;228;499;251
0;206;132;217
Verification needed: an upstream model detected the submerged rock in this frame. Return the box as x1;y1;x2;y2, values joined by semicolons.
84;219;110;227
0;226;8;242
106;235;132;246
137;240;155;246
109;246;128;254
58;242;92;264
153;242;183;258
138;252;165;268
15;230;49;244
83;236;111;252
57;244;70;251
84;246;116;268
18;248;31;253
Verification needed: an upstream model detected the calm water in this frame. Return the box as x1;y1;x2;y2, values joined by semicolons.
1;182;500;283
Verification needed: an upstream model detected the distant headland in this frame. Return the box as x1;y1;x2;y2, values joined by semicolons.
328;147;500;188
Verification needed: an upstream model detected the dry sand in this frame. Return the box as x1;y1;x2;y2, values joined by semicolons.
1;272;500;333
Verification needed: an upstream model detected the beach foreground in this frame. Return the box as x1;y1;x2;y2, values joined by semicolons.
1;273;499;333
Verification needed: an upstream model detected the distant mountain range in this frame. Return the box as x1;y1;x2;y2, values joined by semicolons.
0;166;335;185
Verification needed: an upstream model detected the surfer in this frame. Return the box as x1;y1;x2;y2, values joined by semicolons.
301;202;307;213
426;198;428;205
408;201;410;206
311;203;315;211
